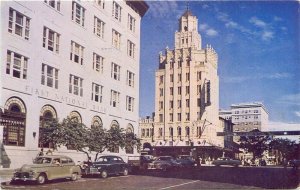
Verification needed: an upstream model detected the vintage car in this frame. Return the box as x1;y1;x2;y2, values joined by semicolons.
11;155;81;184
212;157;242;167
81;155;129;178
288;159;300;169
148;156;181;171
128;155;154;171
176;155;197;168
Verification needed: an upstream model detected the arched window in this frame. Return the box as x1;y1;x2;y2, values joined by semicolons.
177;126;182;138
3;97;26;146
110;120;119;129
186;126;190;137
69;111;82;123
39;105;57;148
169;127;173;137
91;116;102;129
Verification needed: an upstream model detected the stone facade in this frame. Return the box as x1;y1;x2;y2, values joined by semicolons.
0;0;148;168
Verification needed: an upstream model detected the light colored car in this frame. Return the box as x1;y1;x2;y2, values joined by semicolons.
212;157;242;167
148;156;181;171
12;155;81;184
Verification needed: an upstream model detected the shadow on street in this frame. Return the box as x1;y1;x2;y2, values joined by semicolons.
132;166;300;189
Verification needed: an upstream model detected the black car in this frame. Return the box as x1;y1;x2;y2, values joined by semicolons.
176;155;196;168
148;156;182;171
81;156;129;178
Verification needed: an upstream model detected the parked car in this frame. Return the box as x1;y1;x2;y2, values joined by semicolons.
11;155;81;184
176;155;196;168
288;159;300;169
128;155;154;171
81;156;129;178
212;157;242;167
148;156;181;171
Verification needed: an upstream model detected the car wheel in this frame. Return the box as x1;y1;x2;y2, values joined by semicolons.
101;170;108;178
123;168;129;176
71;173;78;181
37;174;46;184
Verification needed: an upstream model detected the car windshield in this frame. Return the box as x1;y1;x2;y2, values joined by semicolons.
158;157;172;161
33;157;52;164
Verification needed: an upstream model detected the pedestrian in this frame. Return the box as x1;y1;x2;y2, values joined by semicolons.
46;149;53;155
37;148;44;157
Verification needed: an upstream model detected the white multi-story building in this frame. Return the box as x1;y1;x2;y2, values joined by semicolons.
140;9;223;156
0;0;148;168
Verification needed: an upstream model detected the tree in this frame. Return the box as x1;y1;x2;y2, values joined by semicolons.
87;126;108;161
106;126;125;153
268;138;297;161
39;119;64;150
125;132;141;154
239;129;271;158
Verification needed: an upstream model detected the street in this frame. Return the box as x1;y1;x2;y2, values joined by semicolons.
1;166;299;189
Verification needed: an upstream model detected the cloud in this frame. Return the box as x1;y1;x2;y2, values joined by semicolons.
249;17;267;28
278;93;300;106
206;29;218;36
274;16;283;22
222;72;292;83
199;23;218;37
147;1;180;19
295;111;300;117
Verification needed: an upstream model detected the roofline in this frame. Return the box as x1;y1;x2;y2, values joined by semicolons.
126;1;149;17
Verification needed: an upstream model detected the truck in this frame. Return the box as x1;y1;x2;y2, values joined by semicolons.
128;155;154;171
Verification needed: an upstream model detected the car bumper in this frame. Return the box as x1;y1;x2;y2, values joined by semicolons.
12;176;36;182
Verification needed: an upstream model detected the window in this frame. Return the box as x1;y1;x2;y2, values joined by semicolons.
197;71;201;81
197;85;201;94
254;110;259;113
159;88;164;96
41;64;58;89
6;50;28;79
70;41;84;65
197;98;201;107
69;75;83;96
8;8;30;40
169;101;173;109
110;90;120;107
95;0;105;9
186;86;190;95
92;53;104;73
126;96;134;111
178;60;182;68
159;128;163;137
92;83;103;103
43;27;60;53
159;114;163;122
127;40;135;58
141;129;145;137
186;73;190;81
94;16;105;38
170;74;174;82
159;75;164;84
177;113;181;121
186;99;190;108
169;113;173;122
170;61;174;69
177;100;181;108
178;87;181;95
127;71;135;87
111;62;120;80
178;73;182;82
159;101;163;110
186;113;190;121
112;1;121;21
170;87;173;95
178;127;182;137
128;14;135;32
112;29;121;49
44;0;60;11
72;1;85;26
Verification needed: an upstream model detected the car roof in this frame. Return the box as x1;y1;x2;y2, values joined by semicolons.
99;155;122;159
38;155;73;159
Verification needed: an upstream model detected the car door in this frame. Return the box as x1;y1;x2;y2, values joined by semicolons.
60;157;73;177
112;157;122;174
50;158;63;179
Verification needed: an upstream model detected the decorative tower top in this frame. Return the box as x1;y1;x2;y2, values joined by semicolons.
175;8;201;50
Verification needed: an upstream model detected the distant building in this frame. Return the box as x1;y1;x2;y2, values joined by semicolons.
220;102;269;142
0;0;148;168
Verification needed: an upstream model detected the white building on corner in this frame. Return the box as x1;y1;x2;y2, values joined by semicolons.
0;0;148;169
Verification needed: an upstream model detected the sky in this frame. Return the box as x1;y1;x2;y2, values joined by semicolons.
139;1;300;131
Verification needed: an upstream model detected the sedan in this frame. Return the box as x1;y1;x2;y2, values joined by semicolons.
176;155;196;168
212;157;242;167
148;156;181;171
81;156;129;178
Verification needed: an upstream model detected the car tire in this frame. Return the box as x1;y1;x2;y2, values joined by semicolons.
123;168;129;176
101;170;108;178
71;173;78;181
37;174;46;184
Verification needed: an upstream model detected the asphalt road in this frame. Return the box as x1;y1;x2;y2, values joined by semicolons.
1;166;299;190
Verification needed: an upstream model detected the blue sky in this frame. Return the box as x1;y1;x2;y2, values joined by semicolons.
139;1;299;129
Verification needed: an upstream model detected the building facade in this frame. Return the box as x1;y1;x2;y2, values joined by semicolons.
140;9;223;156
219;102;269;142
0;0;148;168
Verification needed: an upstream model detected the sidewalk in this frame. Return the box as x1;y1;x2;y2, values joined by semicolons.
0;169;14;184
